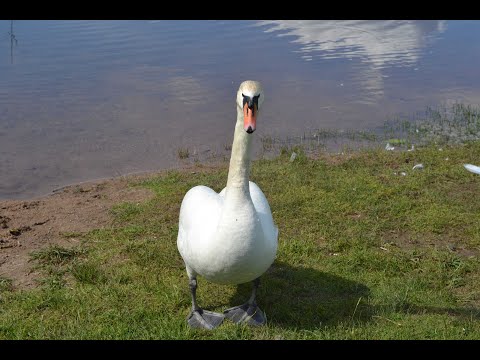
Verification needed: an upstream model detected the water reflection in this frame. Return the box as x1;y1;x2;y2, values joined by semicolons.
258;20;447;68
258;21;447;101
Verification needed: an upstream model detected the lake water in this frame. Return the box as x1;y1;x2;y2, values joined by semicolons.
1;20;480;200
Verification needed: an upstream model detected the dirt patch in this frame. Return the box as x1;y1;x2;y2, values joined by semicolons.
0;175;155;290
381;229;480;258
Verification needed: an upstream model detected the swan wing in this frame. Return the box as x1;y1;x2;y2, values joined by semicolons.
248;181;279;243
177;185;223;263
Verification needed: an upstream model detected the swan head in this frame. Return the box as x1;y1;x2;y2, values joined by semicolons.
236;80;264;134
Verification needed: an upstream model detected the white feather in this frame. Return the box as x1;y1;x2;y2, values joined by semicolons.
464;164;480;175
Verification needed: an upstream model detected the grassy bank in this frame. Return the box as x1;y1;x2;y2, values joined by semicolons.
0;139;479;339
253;103;480;158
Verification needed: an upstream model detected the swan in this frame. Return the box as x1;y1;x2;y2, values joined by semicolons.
177;80;278;329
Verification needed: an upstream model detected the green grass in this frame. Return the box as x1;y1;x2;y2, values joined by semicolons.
383;103;480;148
0;277;13;293
260;103;480;157
0;142;479;339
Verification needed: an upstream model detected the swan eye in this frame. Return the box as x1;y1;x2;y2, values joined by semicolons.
242;94;251;109
242;94;260;110
253;94;260;105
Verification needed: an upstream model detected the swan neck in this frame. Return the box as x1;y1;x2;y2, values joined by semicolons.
226;108;252;191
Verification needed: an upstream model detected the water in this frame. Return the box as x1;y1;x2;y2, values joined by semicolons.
1;20;479;199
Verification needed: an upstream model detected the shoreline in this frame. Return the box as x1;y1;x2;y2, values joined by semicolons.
0;159;230;289
0;170;155;288
0;137;379;203
0;157;230;203
3;100;479;202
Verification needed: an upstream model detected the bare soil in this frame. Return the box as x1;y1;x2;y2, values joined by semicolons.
0;175;155;290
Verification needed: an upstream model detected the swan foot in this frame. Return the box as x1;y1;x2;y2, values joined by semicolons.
187;309;225;330
224;303;266;326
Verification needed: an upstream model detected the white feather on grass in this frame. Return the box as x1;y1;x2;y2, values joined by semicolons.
464;164;480;175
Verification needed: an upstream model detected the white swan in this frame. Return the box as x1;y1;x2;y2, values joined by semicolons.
177;80;278;329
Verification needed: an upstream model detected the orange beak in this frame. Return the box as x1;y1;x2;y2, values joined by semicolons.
243;102;257;134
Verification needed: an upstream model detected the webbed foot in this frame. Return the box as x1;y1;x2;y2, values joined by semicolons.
224;303;266;326
187;309;225;329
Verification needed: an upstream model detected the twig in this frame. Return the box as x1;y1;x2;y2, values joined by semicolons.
373;315;402;326
34;219;50;226
352;297;362;319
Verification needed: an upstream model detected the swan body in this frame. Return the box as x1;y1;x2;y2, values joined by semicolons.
178;180;278;284
177;80;278;328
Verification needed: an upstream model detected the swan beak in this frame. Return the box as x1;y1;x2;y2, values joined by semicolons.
243;103;257;134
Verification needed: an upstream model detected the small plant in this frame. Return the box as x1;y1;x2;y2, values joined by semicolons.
73;186;89;194
177;147;190;159
59;231;84;239
261;135;275;152
71;262;107;285
30;245;85;266
0;276;13;292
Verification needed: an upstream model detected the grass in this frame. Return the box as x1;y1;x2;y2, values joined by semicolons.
383;103;480;149
259;128;379;157
258;103;480;157
0;277;13;293
0;138;479;339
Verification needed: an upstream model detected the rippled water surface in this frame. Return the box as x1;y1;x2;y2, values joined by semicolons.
1;20;480;199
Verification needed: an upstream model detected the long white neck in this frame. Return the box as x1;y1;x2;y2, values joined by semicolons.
215;105;259;248
225;106;252;195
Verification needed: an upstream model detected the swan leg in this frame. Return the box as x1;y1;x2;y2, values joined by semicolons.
224;277;266;326
186;276;224;330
